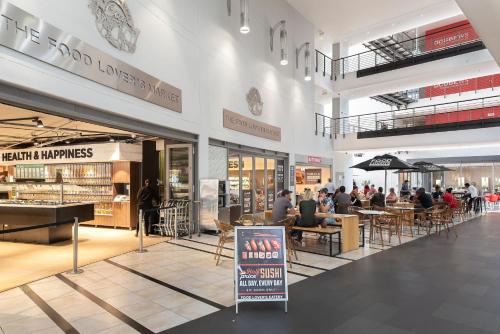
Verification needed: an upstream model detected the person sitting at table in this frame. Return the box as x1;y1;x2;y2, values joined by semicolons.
367;184;377;199
334;186;351;214
386;187;398;204
350;186;362;207
317;188;333;241
295;189;319;244
370;187;386;207
443;187;458;209
363;184;370;196
414;188;433;209
271;189;296;225
432;185;444;201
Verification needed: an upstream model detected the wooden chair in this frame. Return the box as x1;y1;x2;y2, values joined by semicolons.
453;200;466;223
372;213;400;247
281;216;298;268
336;203;350;214
432;207;457;238
236;214;255;225
415;207;435;236
214;219;234;266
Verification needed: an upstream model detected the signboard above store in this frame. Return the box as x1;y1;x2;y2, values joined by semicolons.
308;156;322;164
0;1;182;112
223;109;281;141
0;143;142;165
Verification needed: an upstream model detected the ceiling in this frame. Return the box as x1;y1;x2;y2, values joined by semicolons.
287;0;463;49
0;104;145;149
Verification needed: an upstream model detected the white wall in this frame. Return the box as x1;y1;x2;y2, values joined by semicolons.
0;0;333;180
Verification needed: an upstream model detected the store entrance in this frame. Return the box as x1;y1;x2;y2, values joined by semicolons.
0;103;196;292
228;152;285;215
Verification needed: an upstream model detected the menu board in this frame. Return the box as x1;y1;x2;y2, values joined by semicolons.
267;189;275;209
276;160;285;192
305;169;322;184
289;165;295;187
242;190;252;214
234;226;288;312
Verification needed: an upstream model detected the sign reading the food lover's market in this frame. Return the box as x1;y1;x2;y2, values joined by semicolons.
234;226;288;305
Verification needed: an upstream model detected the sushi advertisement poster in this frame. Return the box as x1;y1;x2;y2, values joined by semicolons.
234;226;288;312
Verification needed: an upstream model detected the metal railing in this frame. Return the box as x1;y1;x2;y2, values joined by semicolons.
315;22;481;80
315;95;500;136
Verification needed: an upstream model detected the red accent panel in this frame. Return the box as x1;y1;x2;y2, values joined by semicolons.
424;20;478;52
424;106;500;125
424;74;500;98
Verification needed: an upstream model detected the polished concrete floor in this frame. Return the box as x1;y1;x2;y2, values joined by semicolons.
170;213;500;334
0;213;494;333
0;226;166;292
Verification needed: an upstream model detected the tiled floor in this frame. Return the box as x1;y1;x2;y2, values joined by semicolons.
0;213;480;333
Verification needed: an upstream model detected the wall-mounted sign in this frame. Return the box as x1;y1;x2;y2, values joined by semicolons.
425;20;478;52
223;109;281;141
304;168;322;184
0;1;182;112
276;160;285;192
246;87;263;116
234;226;288;314
308;156;322;164
0;143;141;165
88;0;139;53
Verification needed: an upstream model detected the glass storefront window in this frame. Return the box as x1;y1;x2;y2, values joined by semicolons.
228;155;240;204
255;157;265;212
494;163;500;192
267;159;275;209
241;156;254;214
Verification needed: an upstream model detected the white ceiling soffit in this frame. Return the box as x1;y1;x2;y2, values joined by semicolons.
455;0;500;67
286;0;462;46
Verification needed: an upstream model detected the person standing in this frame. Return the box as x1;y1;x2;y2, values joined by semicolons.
136;179;160;237
400;180;410;197
324;178;335;197
464;182;478;213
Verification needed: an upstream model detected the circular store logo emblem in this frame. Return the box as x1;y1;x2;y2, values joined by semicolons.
89;0;140;53
246;87;264;116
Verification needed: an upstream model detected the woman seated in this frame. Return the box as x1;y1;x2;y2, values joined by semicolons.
295;189;322;244
350;186;362;207
386;187;398;204
443;187;458;209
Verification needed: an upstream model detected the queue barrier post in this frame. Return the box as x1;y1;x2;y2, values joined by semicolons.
137;209;148;253
67;217;83;275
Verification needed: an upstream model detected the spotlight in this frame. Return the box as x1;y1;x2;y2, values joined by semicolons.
240;0;250;34
33;118;44;128
109;137;115;142
296;42;312;81
270;20;288;66
65;139;71;144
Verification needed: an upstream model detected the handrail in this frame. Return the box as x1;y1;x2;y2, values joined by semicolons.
315;94;500;136
315;22;481;80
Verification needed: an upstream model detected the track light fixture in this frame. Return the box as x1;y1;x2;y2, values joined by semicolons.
227;0;250;34
270;20;288;65
296;42;312;81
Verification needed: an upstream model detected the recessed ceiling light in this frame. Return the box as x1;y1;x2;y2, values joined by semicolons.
32;118;44;128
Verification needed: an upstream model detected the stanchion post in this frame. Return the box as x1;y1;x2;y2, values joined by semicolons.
68;217;83;275
137;209;148;253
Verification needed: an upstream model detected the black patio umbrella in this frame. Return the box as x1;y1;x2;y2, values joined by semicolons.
394;161;454;187
350;154;418;192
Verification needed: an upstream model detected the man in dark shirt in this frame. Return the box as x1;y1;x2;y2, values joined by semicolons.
370;187;386;208
415;188;433;209
432;185;443;200
136;179;160;236
334;186;351;213
272;190;296;224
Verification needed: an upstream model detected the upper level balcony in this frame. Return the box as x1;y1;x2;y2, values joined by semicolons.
315;21;486;82
315;95;500;139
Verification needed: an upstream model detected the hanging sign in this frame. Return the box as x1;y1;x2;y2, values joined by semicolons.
0;143;141;165
0;1;182;112
234;226;288;314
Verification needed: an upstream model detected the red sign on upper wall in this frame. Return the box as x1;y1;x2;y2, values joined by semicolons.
424;20;479;52
424;73;500;97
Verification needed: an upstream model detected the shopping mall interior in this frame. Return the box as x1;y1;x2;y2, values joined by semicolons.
0;0;500;333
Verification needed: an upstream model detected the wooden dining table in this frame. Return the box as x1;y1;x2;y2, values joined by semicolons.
315;213;360;252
